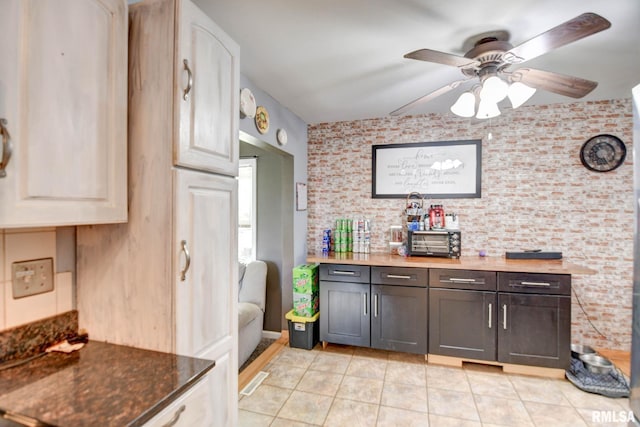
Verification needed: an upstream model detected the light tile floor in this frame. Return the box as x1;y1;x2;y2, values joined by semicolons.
239;345;632;427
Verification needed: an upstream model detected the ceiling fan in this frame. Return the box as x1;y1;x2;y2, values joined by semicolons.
390;12;611;118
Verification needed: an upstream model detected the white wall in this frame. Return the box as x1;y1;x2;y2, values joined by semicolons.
0;228;74;331
238;73;309;267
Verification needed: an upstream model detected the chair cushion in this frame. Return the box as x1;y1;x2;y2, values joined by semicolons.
238;302;262;329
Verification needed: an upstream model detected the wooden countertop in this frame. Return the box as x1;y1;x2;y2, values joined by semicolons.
0;340;215;427
306;252;596;275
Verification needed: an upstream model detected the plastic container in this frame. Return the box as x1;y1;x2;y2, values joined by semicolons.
286;309;320;350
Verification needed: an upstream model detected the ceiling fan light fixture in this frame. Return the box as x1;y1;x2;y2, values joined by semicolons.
507;81;536;108
476;98;501;119
450;91;476;117
480;75;509;102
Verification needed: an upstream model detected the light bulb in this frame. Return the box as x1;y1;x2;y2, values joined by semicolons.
450;92;476;117
507;82;536;108
476;99;501;119
480;76;509;102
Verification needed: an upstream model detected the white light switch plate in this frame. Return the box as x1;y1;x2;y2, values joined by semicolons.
12;258;54;299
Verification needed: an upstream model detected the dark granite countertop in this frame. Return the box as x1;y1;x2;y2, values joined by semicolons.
0;340;215;427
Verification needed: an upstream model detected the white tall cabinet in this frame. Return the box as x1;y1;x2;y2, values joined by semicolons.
77;0;239;425
0;0;128;227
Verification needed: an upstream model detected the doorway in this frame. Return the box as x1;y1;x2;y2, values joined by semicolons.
239;131;294;333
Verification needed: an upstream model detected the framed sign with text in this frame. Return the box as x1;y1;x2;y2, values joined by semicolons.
372;140;481;199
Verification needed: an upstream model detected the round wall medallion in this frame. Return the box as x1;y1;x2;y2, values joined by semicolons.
276;128;288;146
239;88;257;118
580;134;626;172
255;106;269;134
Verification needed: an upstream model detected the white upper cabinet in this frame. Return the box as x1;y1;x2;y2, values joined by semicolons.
0;0;127;228
176;0;239;176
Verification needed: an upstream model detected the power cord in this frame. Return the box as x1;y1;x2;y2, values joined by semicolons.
572;285;623;348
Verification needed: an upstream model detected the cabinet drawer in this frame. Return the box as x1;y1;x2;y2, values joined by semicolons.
371;267;427;288
320;264;370;283
143;372;214;427
429;269;496;291
498;272;570;296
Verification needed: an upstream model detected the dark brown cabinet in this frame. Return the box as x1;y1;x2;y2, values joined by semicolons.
371;267;428;354
429;269;497;361
320;265;428;354
429;288;497;361
319;264;371;347
497;272;571;369
429;269;571;369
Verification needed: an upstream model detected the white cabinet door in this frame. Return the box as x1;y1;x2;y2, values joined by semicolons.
176;0;239;176
173;168;238;425
0;0;127;228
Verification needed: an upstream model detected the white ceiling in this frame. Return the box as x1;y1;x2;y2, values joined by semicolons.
197;0;640;124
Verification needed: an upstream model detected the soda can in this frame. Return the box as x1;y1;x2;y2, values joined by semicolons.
346;219;352;231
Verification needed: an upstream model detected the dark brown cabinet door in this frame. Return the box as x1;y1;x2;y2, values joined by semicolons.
320;281;370;347
429;288;497;361
497;292;571;369
371;285;428;354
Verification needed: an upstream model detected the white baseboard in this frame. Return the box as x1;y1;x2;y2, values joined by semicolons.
261;330;282;340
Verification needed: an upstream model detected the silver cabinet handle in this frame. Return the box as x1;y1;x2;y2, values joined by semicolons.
374;294;379;317
386;274;412;280
450;278;476;283
488;303;492;329
520;281;551;287
182;59;193;101
333;270;356;275
162;405;185;427
0;118;12;178
180;240;191;281
363;293;367;316
502;304;507;330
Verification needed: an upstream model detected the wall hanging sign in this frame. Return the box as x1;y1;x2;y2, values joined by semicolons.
296;182;307;211
372;140;482;199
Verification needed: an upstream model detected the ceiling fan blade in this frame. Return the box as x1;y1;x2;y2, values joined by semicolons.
404;49;479;69
503;13;611;64
390;79;470;116
511;68;598;98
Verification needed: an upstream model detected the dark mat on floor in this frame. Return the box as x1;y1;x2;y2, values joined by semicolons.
239;338;276;372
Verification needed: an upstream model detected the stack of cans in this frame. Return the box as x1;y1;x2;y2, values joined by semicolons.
324;218;371;254
333;218;352;253
321;229;331;254
353;218;371;254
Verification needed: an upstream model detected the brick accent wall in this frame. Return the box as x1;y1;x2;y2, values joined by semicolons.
307;99;633;351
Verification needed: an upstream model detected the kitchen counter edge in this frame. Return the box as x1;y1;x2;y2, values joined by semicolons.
306;253;596;275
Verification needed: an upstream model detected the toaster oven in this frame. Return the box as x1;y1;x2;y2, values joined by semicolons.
407;230;461;258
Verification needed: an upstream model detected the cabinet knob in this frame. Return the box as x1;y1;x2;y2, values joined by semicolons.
0;118;12;178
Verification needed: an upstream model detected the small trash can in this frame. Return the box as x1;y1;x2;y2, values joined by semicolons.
285;309;320;350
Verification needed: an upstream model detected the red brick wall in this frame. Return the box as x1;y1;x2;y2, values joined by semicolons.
307;99;633;351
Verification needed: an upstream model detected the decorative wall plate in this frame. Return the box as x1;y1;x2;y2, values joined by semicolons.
580;134;626;172
239;88;257;118
255;106;269;134
277;128;288;146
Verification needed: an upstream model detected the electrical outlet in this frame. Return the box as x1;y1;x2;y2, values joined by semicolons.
12;258;54;299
